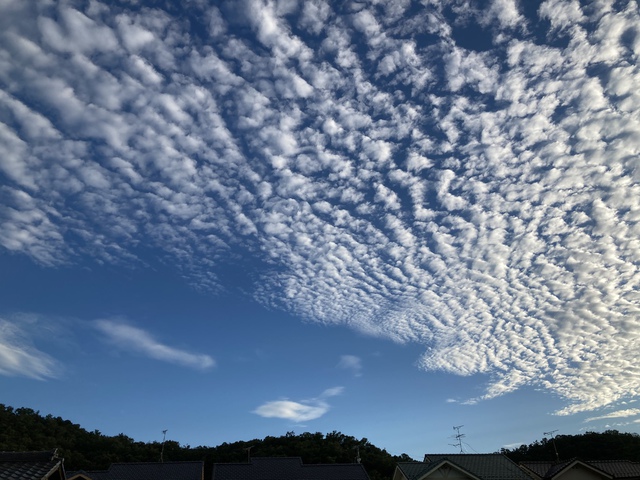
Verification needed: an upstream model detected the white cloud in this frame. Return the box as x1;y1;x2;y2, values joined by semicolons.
253;387;343;422
585;409;640;423
338;355;362;377
538;0;585;31
94;319;215;370
0;318;59;379
1;0;640;417
253;400;328;422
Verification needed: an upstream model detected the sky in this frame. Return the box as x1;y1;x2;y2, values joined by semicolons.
1;0;640;462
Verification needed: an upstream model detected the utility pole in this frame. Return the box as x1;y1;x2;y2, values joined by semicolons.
544;430;560;462
450;425;465;453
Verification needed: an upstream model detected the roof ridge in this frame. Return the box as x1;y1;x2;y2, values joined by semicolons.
110;461;203;465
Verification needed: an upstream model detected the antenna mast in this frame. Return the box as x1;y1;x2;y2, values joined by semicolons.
244;445;254;463
450;425;465;453
544;430;560;462
160;430;168;463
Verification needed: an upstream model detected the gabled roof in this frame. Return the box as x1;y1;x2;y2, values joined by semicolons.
550;460;611;480
520;460;640;479
212;457;370;480
590;461;640;479
397;454;531;480
0;450;64;480
396;460;483;480
67;462;203;480
518;462;555;478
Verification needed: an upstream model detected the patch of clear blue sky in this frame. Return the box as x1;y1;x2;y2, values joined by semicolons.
2;0;640;462
0;252;626;459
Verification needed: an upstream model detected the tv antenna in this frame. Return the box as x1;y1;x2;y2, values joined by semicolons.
244;445;254;463
160;430;168;463
450;425;465;453
544;430;560;462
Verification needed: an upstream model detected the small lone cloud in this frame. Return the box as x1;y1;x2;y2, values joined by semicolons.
321;386;344;397
94;319;215;370
253;386;343;422
338;355;362;377
502;442;525;450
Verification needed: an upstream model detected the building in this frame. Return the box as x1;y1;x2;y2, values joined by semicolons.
66;461;204;480
394;454;532;480
0;450;65;480
520;459;640;480
212;457;371;480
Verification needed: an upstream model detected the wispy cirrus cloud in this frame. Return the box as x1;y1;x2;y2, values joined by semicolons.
94;319;214;370
253;387;344;423
1;0;640;416
585;409;640;423
0;317;59;379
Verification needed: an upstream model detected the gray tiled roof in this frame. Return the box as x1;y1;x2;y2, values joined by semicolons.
0;451;63;480
590;461;640;478
67;462;203;480
518;462;553;478
212;457;370;480
520;460;640;479
397;454;531;480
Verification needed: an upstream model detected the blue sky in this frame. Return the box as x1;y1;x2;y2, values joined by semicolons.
1;0;640;461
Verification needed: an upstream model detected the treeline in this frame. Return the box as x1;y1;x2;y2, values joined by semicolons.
4;403;640;480
501;430;640;463
0;405;412;480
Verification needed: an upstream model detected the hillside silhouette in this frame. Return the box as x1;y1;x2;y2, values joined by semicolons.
0;404;411;480
500;430;640;463
3;404;640;480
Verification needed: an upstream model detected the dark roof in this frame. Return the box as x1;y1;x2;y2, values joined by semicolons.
397;454;531;480
520;460;640;479
67;462;203;480
590;461;640;478
212;457;370;480
518;462;554;478
0;451;64;480
519;460;585;479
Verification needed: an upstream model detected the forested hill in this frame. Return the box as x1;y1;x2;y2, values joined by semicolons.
3;404;640;480
0;405;412;480
501;430;640;463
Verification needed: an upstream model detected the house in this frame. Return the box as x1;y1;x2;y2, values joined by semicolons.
0;450;65;480
212;457;371;480
393;454;532;480
520;460;640;480
66;461;203;480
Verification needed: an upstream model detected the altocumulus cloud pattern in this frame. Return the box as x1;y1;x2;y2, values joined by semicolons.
1;0;640;415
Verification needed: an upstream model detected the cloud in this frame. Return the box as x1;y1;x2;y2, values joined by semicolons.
585;409;640;423
338;355;363;377
94;320;215;370
1;0;640;416
253;387;343;422
0;318;59;379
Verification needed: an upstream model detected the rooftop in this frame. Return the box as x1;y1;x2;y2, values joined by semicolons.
212;457;371;480
397;454;531;480
0;450;64;480
67;462;203;480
